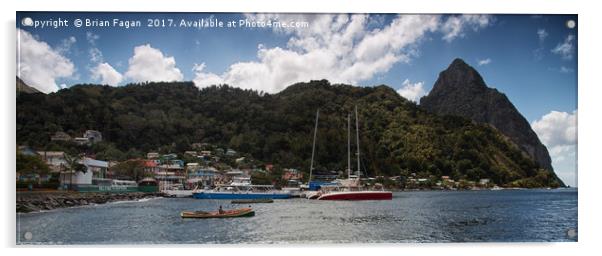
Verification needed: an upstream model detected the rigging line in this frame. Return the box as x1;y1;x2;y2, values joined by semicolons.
309;109;319;184
355;105;361;179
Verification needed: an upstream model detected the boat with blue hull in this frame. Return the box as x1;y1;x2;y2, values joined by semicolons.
192;190;291;199
192;183;291;200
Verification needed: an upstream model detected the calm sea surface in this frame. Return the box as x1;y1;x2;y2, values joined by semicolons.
16;189;577;244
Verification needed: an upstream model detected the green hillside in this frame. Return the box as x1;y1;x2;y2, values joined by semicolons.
16;80;563;187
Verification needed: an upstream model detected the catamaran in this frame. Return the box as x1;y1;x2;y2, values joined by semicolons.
316;106;393;200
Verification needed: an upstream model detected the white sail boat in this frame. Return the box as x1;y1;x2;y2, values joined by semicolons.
317;106;393;200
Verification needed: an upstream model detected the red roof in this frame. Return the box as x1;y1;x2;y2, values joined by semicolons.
143;160;158;167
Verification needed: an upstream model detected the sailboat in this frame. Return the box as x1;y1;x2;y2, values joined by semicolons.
302;109;340;199
304;109;321;200
317;106;393;200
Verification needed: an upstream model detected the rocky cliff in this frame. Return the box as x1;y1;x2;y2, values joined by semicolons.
420;58;563;186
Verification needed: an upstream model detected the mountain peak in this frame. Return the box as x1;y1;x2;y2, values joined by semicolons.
450;58;469;68
433;58;487;93
420;58;563;186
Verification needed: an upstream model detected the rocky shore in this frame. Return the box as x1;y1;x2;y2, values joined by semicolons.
17;191;165;213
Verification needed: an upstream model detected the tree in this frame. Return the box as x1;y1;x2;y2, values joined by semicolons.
16;80;564;188
112;159;146;181
64;153;87;190
16;150;50;184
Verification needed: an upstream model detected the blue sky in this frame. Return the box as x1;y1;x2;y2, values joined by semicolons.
16;12;578;186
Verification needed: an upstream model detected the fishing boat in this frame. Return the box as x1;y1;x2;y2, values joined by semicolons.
180;207;255;218
317;106;393;201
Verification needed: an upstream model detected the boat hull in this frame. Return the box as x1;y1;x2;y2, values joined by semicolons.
192;191;291;200
304;191;320;199
317;191;393;200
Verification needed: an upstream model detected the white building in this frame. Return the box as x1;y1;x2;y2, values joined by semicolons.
59;158;108;187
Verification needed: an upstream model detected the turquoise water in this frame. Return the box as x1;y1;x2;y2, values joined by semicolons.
16;189;577;244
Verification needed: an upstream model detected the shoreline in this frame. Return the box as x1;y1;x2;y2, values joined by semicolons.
16;191;165;213
16;187;575;213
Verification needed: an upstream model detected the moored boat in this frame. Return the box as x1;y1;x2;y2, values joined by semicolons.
305;191;321;199
192;185;291;199
316;106;392;201
163;184;195;197
180;207;255;218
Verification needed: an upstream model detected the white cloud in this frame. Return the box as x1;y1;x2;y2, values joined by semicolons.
440;14;492;42
84;32;104;64
477;58;491;66
537;29;548;42
192;63;224;89
533;29;548;61
89;47;104;63
560;66;574;73
532;110;578;186
56;36;76;55
551;34;575;60
396;79;426;102
86;32;100;44
532;110;577;147
91;62;123;86
125;44;183;82
17;29;75;93
83;31;123;86
194;14;489;93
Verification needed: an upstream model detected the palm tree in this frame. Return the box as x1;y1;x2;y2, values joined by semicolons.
64;153;87;191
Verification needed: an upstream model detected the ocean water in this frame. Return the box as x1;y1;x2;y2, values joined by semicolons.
16;189;577;244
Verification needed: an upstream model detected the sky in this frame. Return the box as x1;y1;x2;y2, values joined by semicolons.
16;12;578;186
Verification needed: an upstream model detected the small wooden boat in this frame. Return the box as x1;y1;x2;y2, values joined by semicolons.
231;199;273;204
180;207;255;218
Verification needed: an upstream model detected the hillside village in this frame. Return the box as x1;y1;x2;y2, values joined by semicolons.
18;129;309;192
17;129;506;192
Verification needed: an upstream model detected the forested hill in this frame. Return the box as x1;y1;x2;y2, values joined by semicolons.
16;79;563;187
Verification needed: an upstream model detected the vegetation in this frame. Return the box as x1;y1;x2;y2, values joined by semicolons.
16;149;50;176
112;159;150;181
16;80;563;187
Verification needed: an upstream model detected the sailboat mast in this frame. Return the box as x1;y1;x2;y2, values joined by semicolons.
309;109;319;183
347;113;351;180
355;105;361;180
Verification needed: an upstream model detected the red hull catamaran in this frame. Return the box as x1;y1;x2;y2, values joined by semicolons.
316;106;392;201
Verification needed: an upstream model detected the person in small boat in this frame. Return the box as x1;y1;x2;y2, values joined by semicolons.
218;205;224;214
